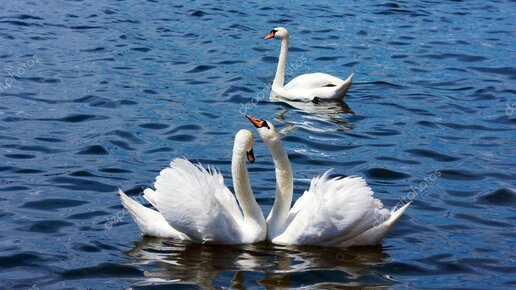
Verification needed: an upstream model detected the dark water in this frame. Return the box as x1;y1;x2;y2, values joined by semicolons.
1;0;515;289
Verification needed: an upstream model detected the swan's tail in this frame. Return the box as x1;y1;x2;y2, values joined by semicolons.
335;73;354;97
119;189;185;239
338;202;410;247
385;202;411;227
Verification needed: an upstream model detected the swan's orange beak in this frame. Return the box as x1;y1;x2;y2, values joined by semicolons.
264;31;275;40
247;148;255;163
246;114;265;128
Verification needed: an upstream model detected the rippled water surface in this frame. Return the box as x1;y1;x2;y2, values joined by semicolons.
1;0;515;289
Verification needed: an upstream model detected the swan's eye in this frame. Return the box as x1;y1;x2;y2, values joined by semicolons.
264;30;278;40
262;120;270;129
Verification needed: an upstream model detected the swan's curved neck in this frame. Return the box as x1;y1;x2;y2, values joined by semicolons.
231;149;264;226
264;137;293;238
272;37;289;89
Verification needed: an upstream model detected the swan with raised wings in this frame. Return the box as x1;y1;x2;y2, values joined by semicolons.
247;115;409;247
119;129;266;244
264;27;354;102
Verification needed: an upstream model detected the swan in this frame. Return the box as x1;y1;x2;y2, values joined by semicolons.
264;27;354;103
119;129;266;244
246;114;410;247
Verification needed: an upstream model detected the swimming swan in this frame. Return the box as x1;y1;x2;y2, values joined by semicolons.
247;115;409;247
119;129;266;244
264;27;354;102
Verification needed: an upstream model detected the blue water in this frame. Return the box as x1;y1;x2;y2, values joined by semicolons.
1;0;515;289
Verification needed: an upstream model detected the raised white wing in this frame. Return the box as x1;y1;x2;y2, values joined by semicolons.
272;171;380;246
143;158;244;244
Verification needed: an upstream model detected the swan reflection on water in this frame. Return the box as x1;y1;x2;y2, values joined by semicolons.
271;97;355;133
127;237;390;288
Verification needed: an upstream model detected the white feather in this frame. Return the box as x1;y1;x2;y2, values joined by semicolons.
143;159;244;243
272;172;380;246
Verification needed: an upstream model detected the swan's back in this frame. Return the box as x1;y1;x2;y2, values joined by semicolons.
276;73;353;101
284;73;345;90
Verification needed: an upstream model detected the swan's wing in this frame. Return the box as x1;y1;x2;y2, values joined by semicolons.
214;185;245;223
274;170;378;246
285;73;345;90
143;158;243;243
119;189;188;239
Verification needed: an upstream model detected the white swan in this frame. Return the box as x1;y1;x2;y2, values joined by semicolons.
119;129;266;244
246;115;410;247
264;27;354;102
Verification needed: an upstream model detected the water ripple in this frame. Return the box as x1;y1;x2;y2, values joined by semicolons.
0;0;514;288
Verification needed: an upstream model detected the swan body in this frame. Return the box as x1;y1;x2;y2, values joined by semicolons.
264;27;354;102
119;129;266;244
247;115;409;247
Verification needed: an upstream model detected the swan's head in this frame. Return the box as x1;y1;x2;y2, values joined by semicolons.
246;115;281;145
234;129;255;163
264;27;288;40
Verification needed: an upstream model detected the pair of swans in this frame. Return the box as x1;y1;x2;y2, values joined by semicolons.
119;116;409;246
264;27;354;102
